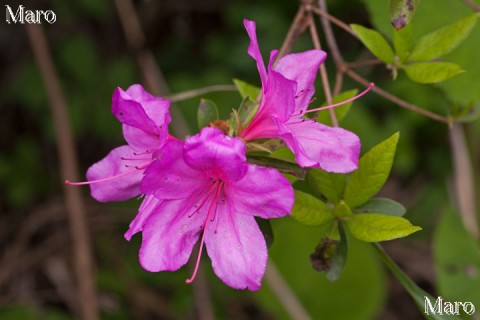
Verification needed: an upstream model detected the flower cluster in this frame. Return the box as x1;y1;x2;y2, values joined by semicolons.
67;19;369;290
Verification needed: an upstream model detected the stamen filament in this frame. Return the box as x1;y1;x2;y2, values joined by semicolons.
65;161;152;186
186;182;222;284
291;82;374;117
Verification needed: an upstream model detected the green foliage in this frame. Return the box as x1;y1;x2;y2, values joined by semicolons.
257;220;386;320
325;224;348;281
256;217;275;248
354;197;406;216
233;78;261;100
344;132;400;208
291;190;333;227
237;96;260;128
351;24;395;63
345;214;421;242
393;24;413;62
317;89;359;126
408;13;479;62
403;62;464;84
306;168;346;204
434;209;480;310
388;0;420;30
197;99;219;129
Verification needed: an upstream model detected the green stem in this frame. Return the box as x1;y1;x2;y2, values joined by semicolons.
372;243;461;320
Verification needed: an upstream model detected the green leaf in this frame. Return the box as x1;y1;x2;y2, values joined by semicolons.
373;243;462;320
354;198;406;216
306;168;345;204
237;96;260;127
197;99;219;129
233;78;261;100
247;155;306;180
345;214;421;242
255;217;274;248
434;209;480;312
317;89;359;126
351;24;395;63
388;0;420;30
326;223;348;281
393;23;413;62
291;190;333;227
344;132;399;208
333;201;352;218
409;13;480;61
403;62;464;84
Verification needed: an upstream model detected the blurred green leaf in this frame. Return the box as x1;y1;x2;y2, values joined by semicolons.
58;35;99;84
393;23;413;62
403;62;464;84
306;168;346;204
333;201;352;218
237;96;260;127
317;89;359;126
344;132;400;208
409;13;480;62
346;214;421;242
351;24;395;63
233;78;261;100
354;198;406;216
247;155;306;179
291;190;333;227
434;209;480;311
197;99;219;129
388;0;420;30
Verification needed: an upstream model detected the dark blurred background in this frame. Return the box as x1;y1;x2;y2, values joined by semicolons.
1;0;479;319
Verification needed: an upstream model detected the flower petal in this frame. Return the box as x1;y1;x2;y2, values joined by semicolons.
228;164;293;219
275;50;327;113
141;140;208;199
184;128;248;182
205;206;267;291
124;195;160;241
86;145;145;202
279;119;361;172
139;197;204;272
244;19;267;88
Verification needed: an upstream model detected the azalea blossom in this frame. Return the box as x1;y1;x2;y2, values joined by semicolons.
65;84;171;202
239;19;368;173
134;127;294;290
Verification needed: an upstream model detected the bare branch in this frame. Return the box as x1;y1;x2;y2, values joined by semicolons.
462;0;480;12
165;85;237;102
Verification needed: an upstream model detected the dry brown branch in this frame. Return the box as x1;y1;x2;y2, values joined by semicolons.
449;123;479;237
24;24;98;320
275;6;310;63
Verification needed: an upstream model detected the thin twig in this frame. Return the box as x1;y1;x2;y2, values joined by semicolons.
345;69;450;124
24;24;98;320
462;0;480;11
165;85;237;102
309;5;357;38
346;59;383;69
333;71;343;96
114;0;190;138
275;6;310;64
307;12;338;126
449;123;479;237
265;260;311;320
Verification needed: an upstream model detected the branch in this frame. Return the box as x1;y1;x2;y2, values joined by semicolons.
462;0;480;11
165;85;237;102
24;25;98;320
275;6;310;63
265;260;312;320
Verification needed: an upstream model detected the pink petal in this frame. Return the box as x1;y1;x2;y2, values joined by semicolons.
141;140;208;199
184;128;248;182
244;19;267;87
86;145;145;202
139;197;204;272
124;195;161;241
274;50;327;113
278;118;361;172
205;205;267;291
228;164;293;219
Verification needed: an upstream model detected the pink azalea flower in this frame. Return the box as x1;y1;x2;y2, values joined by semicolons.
239;19;370;173
133;127;294;290
65;84;171;202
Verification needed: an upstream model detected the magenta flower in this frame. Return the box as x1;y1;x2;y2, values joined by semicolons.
66;84;171;202
239;19;365;173
133;127;293;290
